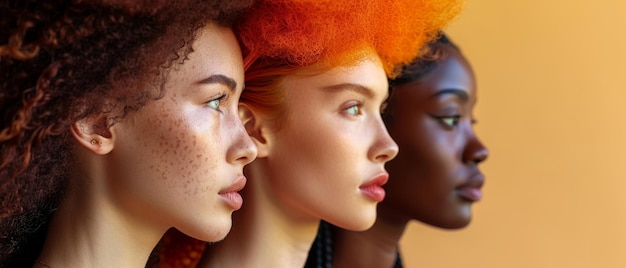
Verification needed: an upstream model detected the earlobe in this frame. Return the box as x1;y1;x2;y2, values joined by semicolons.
239;103;269;158
70;114;114;155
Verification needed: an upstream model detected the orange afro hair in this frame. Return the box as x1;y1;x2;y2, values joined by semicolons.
236;0;464;77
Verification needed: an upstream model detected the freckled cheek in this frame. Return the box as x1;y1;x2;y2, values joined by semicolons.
157;124;222;196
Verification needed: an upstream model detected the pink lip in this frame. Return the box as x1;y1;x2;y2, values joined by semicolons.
457;173;485;202
457;186;482;202
359;173;389;202
219;176;246;210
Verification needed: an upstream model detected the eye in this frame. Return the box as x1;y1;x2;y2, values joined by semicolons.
430;114;461;128
344;104;362;116
206;94;227;112
441;116;460;127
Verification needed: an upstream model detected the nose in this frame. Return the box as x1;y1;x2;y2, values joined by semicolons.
463;130;488;165
369;119;399;163
227;120;258;166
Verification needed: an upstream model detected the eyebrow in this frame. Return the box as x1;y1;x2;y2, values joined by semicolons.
430;88;469;102
322;83;377;99
197;74;238;93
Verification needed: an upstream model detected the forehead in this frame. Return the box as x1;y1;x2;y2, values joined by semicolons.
388;46;477;107
168;24;244;87
404;47;474;93
286;55;388;92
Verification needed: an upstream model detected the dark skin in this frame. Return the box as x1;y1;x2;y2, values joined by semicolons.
332;42;489;268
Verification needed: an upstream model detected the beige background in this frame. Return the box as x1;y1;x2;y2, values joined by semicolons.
399;0;626;267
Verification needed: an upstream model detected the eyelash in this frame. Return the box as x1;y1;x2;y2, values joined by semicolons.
206;94;227;112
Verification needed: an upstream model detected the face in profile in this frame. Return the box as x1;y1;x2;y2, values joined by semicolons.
103;24;257;241
257;53;398;231
381;44;488;229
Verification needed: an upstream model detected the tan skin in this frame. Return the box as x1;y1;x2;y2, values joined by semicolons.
331;42;489;267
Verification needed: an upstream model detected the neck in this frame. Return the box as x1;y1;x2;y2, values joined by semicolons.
37;164;165;267
331;202;410;268
200;160;320;267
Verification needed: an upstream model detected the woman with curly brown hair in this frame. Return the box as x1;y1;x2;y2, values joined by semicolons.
0;0;256;267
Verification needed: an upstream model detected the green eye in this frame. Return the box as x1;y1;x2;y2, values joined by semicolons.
206;94;226;111
207;99;220;110
429;114;461;128
345;105;360;115
441;116;460;127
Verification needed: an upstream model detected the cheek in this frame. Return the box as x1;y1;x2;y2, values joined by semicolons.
390;125;457;183
144;109;220;195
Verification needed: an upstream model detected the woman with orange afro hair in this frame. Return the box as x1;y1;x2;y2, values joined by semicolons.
154;0;463;267
0;0;256;267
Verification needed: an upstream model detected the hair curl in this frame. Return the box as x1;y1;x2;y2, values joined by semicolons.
0;0;252;266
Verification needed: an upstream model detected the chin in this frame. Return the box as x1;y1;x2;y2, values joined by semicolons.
439;218;472;229
438;211;473;229
187;220;233;242
418;206;473;230
331;212;376;231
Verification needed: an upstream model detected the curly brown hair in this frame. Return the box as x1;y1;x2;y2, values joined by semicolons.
0;0;252;266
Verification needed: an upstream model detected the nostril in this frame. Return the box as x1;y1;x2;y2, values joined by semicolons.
242;145;258;164
473;148;488;164
377;143;399;163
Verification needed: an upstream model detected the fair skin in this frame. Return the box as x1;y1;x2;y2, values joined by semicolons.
200;52;398;267
35;24;257;268
331;43;488;268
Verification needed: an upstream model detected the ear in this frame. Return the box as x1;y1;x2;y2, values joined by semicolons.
239;103;270;158
70;114;114;155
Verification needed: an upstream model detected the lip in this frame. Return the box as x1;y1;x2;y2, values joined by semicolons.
359;173;389;202
219;176;247;210
456;172;485;202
